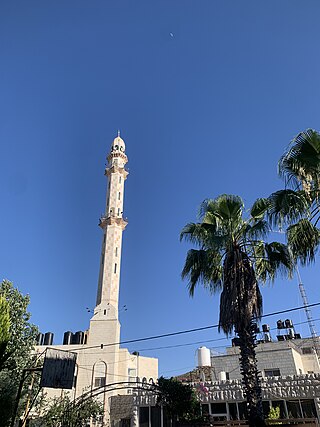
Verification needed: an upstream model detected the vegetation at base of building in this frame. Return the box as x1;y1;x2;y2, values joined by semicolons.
31;395;103;427
0;279;39;427
156;376;202;422
267;406;282;425
180;194;294;427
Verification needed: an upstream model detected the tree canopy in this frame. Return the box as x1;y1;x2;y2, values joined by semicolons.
0;279;39;427
34;395;103;427
156;376;200;422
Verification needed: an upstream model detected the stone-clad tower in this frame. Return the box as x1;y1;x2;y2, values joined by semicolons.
88;132;128;346
36;134;158;425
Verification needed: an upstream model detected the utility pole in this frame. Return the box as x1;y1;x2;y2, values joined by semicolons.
296;269;320;363
10;367;42;427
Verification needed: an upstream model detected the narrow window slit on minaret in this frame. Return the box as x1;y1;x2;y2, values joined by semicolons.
118;192;121;200
117;208;120;216
115;247;118;257
114;263;117;274
119;176;121;183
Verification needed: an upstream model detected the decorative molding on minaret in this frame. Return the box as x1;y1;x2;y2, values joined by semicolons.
95;133;129;320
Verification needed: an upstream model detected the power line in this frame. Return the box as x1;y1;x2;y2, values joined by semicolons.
59;316;320;356
47;301;320;354
136;318;320;353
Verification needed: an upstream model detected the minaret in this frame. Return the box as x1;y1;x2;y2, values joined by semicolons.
88;132;128;345
96;131;128;318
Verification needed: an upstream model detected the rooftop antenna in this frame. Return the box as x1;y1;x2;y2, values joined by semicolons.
296;268;320;362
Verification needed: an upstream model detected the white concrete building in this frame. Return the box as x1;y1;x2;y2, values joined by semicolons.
37;133;158;425
175;335;320;423
109;332;320;426
210;336;320;381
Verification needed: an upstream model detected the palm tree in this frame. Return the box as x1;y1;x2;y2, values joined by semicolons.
257;129;320;264
180;194;293;427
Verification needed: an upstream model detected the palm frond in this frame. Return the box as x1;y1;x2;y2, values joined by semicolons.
244;220;270;241
279;129;320;188
181;249;222;296
179;223;208;246
199;199;220;221
250;198;270;220
266;189;310;227
215;194;244;220
287;219;320;265
252;241;293;282
264;242;293;280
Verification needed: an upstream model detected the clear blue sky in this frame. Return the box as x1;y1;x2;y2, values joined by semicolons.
1;1;320;376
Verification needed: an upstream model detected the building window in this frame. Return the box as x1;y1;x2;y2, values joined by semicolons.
264;369;281;378
287;400;302;418
301;399;317;418
211;402;227;415
117;208;120;216
93;361;106;389
94;377;106;387
119;176;122;183
114;263;117;273
139;407;149;427
228;403;238;420
115;247;118;257
302;347;313;354
151;406;161;427
118;192;121;200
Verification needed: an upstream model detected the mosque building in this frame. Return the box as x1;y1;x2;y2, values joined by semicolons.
36;133;158;425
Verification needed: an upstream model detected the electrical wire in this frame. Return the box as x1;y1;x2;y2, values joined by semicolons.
52;301;320;353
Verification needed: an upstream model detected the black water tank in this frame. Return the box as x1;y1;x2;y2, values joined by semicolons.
262;324;270;333
43;332;54;345
73;331;84;345
63;331;73;345
277;320;285;329
285;319;293;328
36;333;44;345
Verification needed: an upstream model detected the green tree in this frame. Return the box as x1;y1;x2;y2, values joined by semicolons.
180;195;293;427
258;129;320;264
35;395;103;427
0;279;39;427
0;295;11;370
156;376;200;423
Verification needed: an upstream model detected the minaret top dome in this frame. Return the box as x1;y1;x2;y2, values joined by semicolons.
110;131;125;154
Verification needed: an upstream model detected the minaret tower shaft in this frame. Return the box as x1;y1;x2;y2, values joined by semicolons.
96;132;128;319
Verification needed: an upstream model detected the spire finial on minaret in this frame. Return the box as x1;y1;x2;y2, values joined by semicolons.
117;129;120;137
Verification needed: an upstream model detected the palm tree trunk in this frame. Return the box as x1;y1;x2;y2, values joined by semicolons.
237;320;265;427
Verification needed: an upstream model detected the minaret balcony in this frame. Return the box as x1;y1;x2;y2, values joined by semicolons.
105;165;129;178
99;214;128;230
